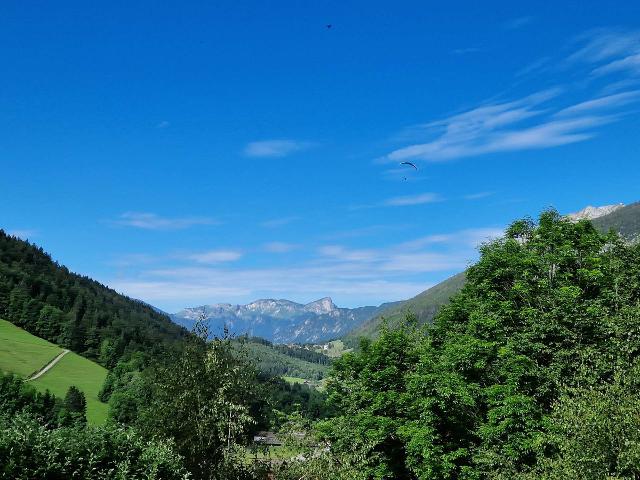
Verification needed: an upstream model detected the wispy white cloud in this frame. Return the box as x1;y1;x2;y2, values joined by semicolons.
244;140;313;158
114;212;217;230
452;47;482;55
383;192;441;207
383;88;620;163
555;90;640;116
398;228;503;251
263;242;300;253
464;191;494;200
504;16;533;30
568;29;640;77
382;29;640;166
183;250;243;264
260;216;300;228
569;29;640;64
594;54;640;77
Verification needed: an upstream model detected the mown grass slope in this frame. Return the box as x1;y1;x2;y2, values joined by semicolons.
31;351;109;424
0;319;63;377
0;319;108;424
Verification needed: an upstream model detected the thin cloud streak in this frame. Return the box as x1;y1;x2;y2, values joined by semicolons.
260;216;300;228
504;16;533;30
384;193;441;206
244;140;313;158
555;91;640;116
263;242;300;253
464;192;494;200
114;212;218;230
183;250;243;264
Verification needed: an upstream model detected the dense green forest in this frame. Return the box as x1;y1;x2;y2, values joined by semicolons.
244;336;332;365
241;337;330;380
0;230;187;368
4;210;640;479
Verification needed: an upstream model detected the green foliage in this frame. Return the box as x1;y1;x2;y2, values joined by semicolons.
58;385;87;426
530;363;640;479
0;229;187;369
0;372;59;426
0;413;190;480
136;321;260;480
243;336;332;365
322;320;423;479
29;349;109;424
323;211;640;479
269;410;359;480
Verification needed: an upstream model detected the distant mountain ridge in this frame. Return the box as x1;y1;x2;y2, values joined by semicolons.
170;297;399;343
567;203;625;221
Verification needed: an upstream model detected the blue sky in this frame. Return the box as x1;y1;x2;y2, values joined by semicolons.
2;1;640;312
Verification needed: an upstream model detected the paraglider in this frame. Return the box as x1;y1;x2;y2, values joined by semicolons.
400;161;418;180
400;161;418;170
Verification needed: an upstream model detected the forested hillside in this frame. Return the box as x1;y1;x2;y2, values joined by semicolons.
242;337;330;380
0;230;187;368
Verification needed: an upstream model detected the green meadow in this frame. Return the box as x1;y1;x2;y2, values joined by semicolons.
0;319;109;424
0;319;63;377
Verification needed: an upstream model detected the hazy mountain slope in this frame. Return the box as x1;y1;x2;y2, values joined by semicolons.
345;272;466;343
171;297;398;343
591;201;640;242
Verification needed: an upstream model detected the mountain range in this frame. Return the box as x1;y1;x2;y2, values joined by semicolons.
170;297;399;343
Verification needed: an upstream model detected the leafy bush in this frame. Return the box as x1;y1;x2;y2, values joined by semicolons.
0;413;189;480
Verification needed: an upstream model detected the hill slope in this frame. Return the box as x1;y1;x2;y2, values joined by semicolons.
242;339;329;381
0;230;187;368
592;201;640;242
347;202;640;341
0;319;108;424
345;273;466;343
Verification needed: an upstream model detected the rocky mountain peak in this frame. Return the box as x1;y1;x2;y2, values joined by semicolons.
567;203;625;221
304;297;337;314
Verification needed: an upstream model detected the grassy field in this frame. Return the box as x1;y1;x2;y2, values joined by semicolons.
31;351;109;424
313;340;351;358
282;375;309;384
0;319;63;377
0;319;109;424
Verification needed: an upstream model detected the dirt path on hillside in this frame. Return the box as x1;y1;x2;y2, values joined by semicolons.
27;349;70;381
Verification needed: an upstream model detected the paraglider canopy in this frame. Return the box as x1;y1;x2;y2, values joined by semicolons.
400;161;418;170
